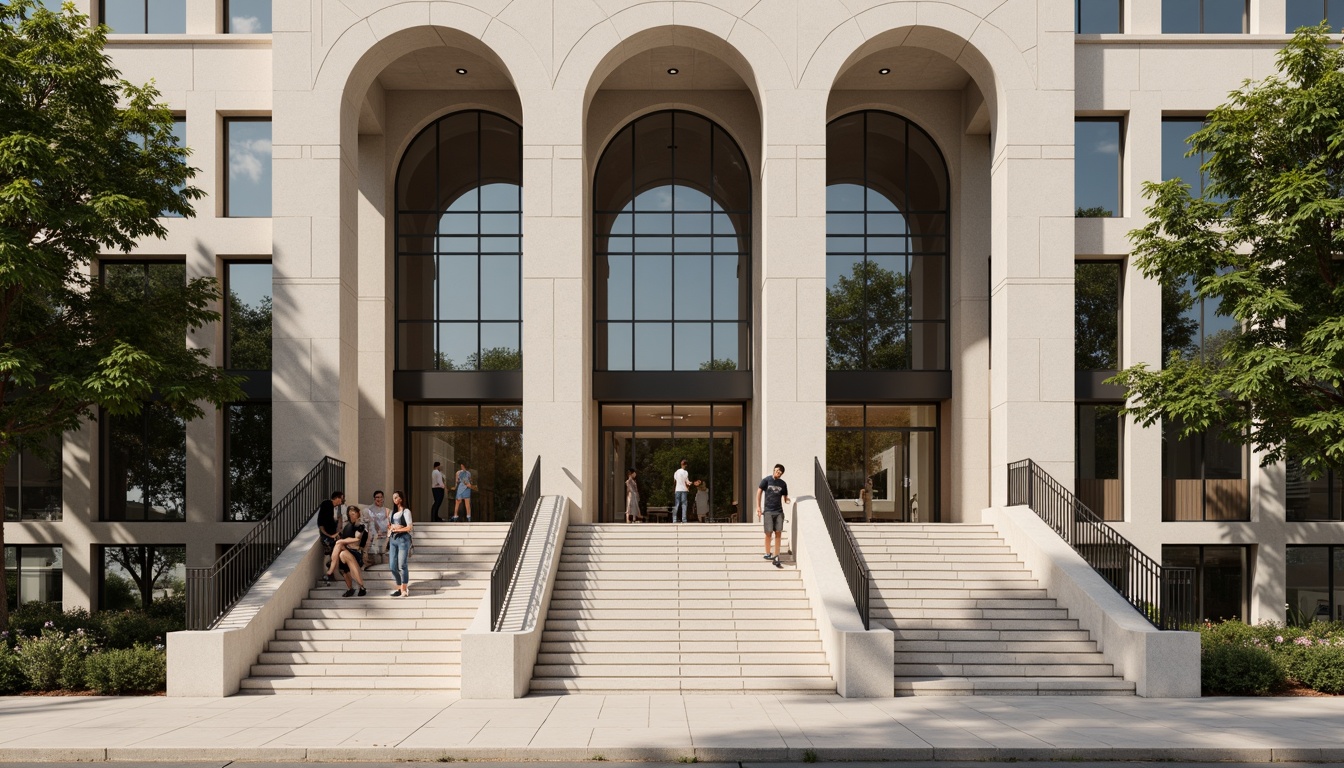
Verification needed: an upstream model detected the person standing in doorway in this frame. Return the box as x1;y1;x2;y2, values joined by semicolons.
671;459;691;523
388;491;413;597
695;479;710;523
624;467;641;523
452;460;473;522
756;464;789;567
430;461;446;522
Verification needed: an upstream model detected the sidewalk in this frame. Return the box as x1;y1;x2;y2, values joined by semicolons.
0;693;1341;763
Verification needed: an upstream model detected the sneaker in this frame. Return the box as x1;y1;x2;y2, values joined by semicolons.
357;587;367;597
450;516;461;522
763;553;774;560
774;559;784;569
390;590;402;597
342;588;355;598
322;573;332;584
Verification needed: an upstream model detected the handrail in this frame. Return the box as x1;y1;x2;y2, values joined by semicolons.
186;456;346;631
490;456;542;631
1007;459;1195;630
814;458;871;630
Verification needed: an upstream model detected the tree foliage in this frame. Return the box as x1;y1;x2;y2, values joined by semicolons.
827;260;909;370
1111;25;1344;479
0;1;241;626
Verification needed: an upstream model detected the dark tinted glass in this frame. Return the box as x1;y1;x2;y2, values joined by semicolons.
1075;262;1121;369
1286;459;1341;521
1162;0;1201;31
1077;0;1122;32
226;0;271;32
1161;118;1205;193
1075;119;1122;216
1203;0;1246;31
103;0;145;32
227;403;271;521
3;435;62;522
100;545;185;612
104;403;187;521
226;263;271;370
146;0;184;32
1286;0;1343;31
1286;547;1330;625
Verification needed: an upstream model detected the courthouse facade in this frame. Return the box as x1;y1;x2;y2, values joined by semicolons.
5;0;1343;628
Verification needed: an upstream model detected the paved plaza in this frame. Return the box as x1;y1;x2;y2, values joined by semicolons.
0;694;1341;763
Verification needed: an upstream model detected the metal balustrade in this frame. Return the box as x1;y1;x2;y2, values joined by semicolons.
1007;458;1195;630
186;456;345;631
814;458;871;630
490;457;542;631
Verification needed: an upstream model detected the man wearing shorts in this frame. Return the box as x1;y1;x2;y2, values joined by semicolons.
756;464;789;567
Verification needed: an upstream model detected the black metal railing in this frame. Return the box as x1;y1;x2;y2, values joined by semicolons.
815;458;871;630
1007;459;1195;630
186;456;345;630
490;457;542;631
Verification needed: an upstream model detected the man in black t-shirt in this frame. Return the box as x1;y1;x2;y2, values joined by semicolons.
316;490;344;580
756;464;789;567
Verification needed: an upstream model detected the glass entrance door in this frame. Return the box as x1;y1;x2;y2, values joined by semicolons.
601;404;744;523
825;404;938;522
405;404;522;522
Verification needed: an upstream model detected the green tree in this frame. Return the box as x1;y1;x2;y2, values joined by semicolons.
698;358;738;371
1111;25;1344;480
827;260;909;370
227;291;271;370
0;2;241;627
1076;206;1113;218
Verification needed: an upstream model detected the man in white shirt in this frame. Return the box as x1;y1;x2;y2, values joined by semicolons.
430;461;446;522
364;490;390;564
672;459;691;523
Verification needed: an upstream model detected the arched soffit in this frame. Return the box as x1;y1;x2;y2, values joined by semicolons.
395;110;523;215
587;99;760;183
801;4;1040;135
826;110;950;218
562;22;782;117
315;4;546;107
391;98;525;172
824;98;962;181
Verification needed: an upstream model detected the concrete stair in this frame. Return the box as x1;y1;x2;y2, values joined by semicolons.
849;523;1135;696
239;523;509;694
531;524;834;694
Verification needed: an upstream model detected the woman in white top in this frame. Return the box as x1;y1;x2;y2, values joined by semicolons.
388;490;413;597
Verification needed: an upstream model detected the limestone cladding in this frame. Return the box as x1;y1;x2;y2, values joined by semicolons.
8;0;1339;623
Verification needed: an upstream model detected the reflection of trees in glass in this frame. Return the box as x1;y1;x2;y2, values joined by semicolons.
1075;263;1121;369
103;546;186;611
827;260;908;370
435;345;522;371
1161;278;1200;361
1076;206;1113;218
227;291;271;370
108;404;186;520
227;403;271;521
699;358;737;371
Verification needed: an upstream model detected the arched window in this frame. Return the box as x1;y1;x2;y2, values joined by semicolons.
826;111;949;372
593;110;751;372
395;111;522;371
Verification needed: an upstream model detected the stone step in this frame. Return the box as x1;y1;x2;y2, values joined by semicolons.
292;608;478;620
239;676;460;693
893;676;1136;696
549;598;812;610
872;587;1050;599
300;597;482;609
250;663;460;677
544;619;815;631
539;639;825;653
535;651;826;665
283;618;472;630
888;628;1094;642
258;651;457;664
894;651;1110;665
874;608;1072;621
875;598;1060;610
528;677;835;693
533;663;832;678
267;640;459;653
275;628;465;641
893;662;1115;677
876;617;1080;631
893;639;1099;653
546;608;815;620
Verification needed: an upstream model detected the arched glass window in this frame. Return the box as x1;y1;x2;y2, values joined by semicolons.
395;111;522;371
826;111;949;371
594;111;751;372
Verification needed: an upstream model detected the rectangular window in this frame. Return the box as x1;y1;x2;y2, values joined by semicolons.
1162;419;1249;521
226;402;271;521
1287;0;1344;32
1286;545;1344;625
1162;0;1246;32
161;116;188;217
1161;117;1210;195
825;404;939;523
3;434;62;521
1075;118;1123;217
225;0;271;33
1163;545;1249;622
1076;404;1124;521
224;118;272;217
101;0;185;33
225;262;272;370
97;545;185;613
3;546;62;611
1287;459;1342;521
1077;0;1123;32
1162;273;1239;363
1075;261;1122;370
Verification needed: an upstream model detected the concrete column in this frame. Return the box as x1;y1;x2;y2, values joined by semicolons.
989;85;1077;505
759;89;827;501
519;88;591;518
952;130;993;521
357;133;390;503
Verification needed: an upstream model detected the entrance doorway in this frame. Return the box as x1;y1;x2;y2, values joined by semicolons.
825;404;939;522
600;404;744;523
405;404;523;522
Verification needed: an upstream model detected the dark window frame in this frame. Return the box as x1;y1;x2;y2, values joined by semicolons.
403;402;524;521
592;109;753;375
1075;116;1125;218
1161;418;1251;522
95;544;185;612
4;544;63;611
3;434;63;522
1075;259;1124;372
98;0;185;33
1075;402;1125;522
1162;0;1248;33
1286;460;1342;522
1285;544;1344;624
221;260;271;522
1162;544;1251;622
222;116;272;218
394;110;523;372
1076;0;1124;33
824;404;941;523
223;259;272;372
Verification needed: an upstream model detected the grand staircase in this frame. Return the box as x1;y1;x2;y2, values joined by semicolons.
849;523;1135;696
531;524;834;694
239;523;508;694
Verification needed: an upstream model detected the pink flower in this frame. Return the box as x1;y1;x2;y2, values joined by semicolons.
1275;635;1285;643
1295;636;1312;646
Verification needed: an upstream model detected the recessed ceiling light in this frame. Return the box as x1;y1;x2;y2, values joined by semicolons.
878;67;891;75
667;67;679;75
456;68;468;75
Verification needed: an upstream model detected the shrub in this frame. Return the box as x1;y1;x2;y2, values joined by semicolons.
8;603;92;641
14;628;99;691
0;644;24;695
1201;642;1284;695
1295;643;1344;694
84;645;166;695
94;611;168;650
